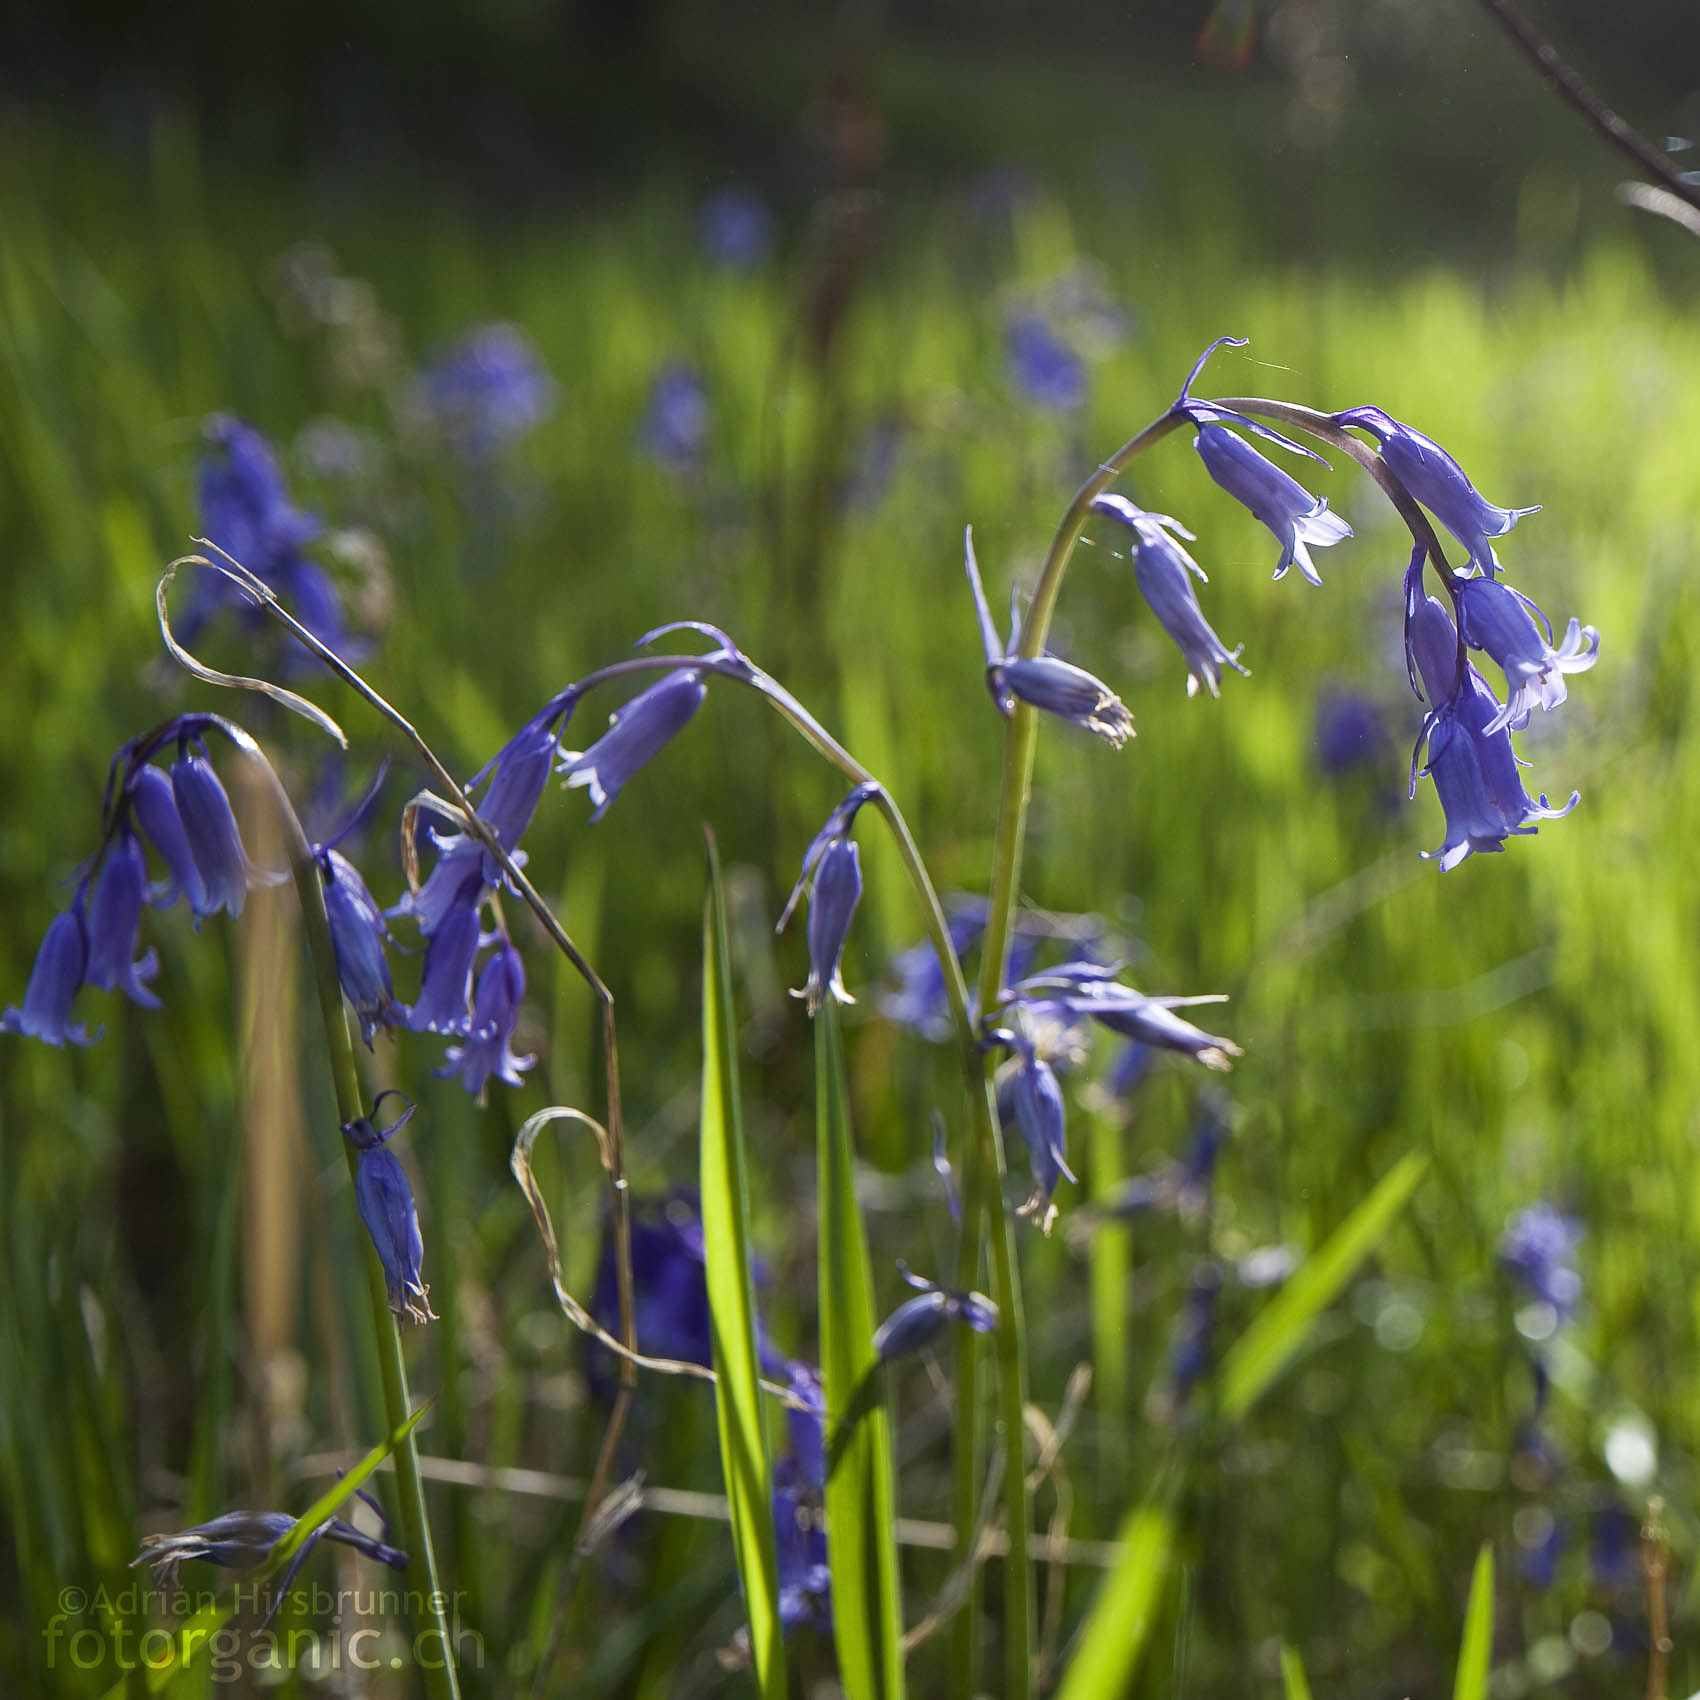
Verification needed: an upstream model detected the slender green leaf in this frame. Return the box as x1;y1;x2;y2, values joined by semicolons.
699;834;786;1699
1280;1643;1314;1700
1453;1543;1494;1700
816;1002;905;1700
1219;1152;1428;1421
1055;1507;1173;1700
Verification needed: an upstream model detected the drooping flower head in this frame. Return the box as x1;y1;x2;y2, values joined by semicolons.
342;1093;435;1325
83;831;161;1011
1338;404;1539;578
558;670;707;822
871;1265;999;1363
407;874;485;1035
1090;494;1248;698
777;784;877;1017
993;1027;1076;1230
321;849;401;1046
1013;963;1242;1072
2;907;97;1047
964;527;1133;746
170;744;261;921
1455;576;1599;733
439;936;535;1100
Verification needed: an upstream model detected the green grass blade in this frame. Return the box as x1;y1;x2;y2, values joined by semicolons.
815;1002;905;1700
1054;1507;1173;1700
1453;1543;1494;1700
699;832;786;1699
1280;1643;1314;1700
1219;1152;1429;1422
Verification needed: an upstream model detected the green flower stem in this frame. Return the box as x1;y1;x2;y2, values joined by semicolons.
235;735;461;1700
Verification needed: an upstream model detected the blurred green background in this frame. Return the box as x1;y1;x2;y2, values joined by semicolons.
4;1;1700;1694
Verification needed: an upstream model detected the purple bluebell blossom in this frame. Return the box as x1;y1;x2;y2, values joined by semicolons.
1407;587;1578;870
1015;966;1242;1071
698;186;775;268
127;765;208;913
590;1191;712;1388
1337;405;1540;577
417;324;556;459
997;1033;1076;1228
1455;577;1598;733
1006;313;1087;412
1090;494;1248;698
320;849;400;1046
3;908;97;1047
782;1362;826;1493
639;365;712;471
84;832;161;1010
965;527;1132;746
872;1267;999;1363
772;1459;832;1636
880;898;988;1041
779;789;875;1017
343;1095;434;1324
407;878;484;1034
1500;1202;1583;1322
558;670;706;821
1191;421;1352;585
170;747;257;920
439;937;535;1099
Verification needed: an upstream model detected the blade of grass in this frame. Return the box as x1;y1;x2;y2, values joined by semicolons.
1054;1506;1173;1700
1281;1643;1315;1700
1453;1543;1494;1700
816;1001;905;1700
1218;1152;1428;1422
699;831;786;1699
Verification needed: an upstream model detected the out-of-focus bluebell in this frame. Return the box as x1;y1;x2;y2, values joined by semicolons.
995;1030;1076;1229
872;1265;999;1363
1108;1037;1153;1097
965;527;1133;746
880;897;988;1042
1337;404;1540;578
558;670;706;821
1101;1092;1232;1220
1500;1202;1583;1323
698;186;775;268
84;832;161;1010
638;364;712;471
3;908;97;1047
319;848;401;1047
343;1094;435;1324
407;875;484;1035
1515;1507;1562;1590
1090;494;1249;698
1015;963;1242;1071
781;1361;825;1493
128;764;208;913
772;1457;832;1636
1006;312;1087;412
1407;582;1577;869
170;746;261;920
1168;1261;1224;1406
1191;421;1352;585
439;936;535;1100
1314;687;1391;779
1455;577;1598;732
1589;1506;1641;1590
778;785;876;1017
416;324;556;460
590;1191;713;1387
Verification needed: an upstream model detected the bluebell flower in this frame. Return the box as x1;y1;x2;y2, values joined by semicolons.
777;787;876;1017
3;908;97;1047
872;1266;999;1363
558;670;706;821
1500;1202;1583;1322
84;832;161;1010
639;365;712;471
319;849;400;1046
1337;405;1540;577
880;898;988;1042
1407;585;1578;870
471;704;570;861
343;1094;434;1324
417;324;556;460
782;1362;826;1493
170;747;258;920
439;937;535;1099
1191;421;1352;585
965;527;1133;746
1455;577;1599;733
407;876;484;1034
698;186;775;268
1006;313;1087;412
996;1032;1076;1229
127;765;208;913
1090;494;1248;697
590;1191;712;1397
1015;966;1242;1071
1168;1261;1224;1405
1314;688;1391;778
772;1459;832;1636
